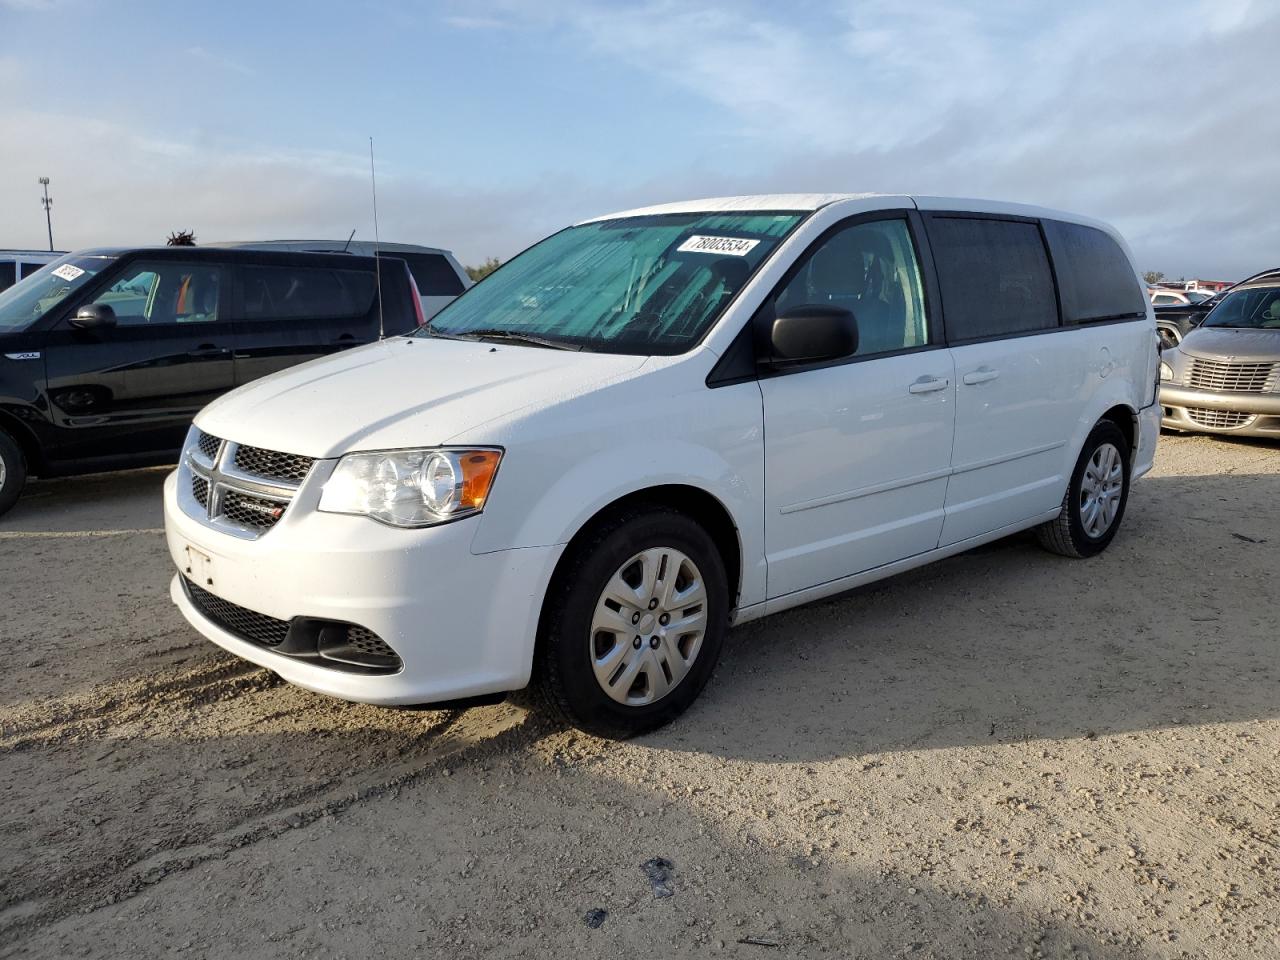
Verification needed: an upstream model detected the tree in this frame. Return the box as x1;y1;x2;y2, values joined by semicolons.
167;230;197;246
466;257;502;282
1142;270;1164;285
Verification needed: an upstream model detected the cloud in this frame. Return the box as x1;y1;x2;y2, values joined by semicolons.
2;2;1276;278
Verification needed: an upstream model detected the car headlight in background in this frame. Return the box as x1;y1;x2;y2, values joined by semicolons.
1160;360;1174;381
319;448;502;526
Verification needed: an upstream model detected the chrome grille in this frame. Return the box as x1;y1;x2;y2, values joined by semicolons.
191;475;210;509
1187;408;1257;429
221;489;287;529
234;444;315;485
196;430;221;461
182;430;310;539
1186;358;1276;393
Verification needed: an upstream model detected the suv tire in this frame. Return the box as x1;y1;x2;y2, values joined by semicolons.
1037;420;1131;559
534;506;729;739
0;428;27;518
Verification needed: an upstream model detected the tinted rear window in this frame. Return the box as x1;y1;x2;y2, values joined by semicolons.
1042;220;1145;323
0;262;14;291
238;265;378;321
20;262;46;279
927;217;1059;341
382;252;465;296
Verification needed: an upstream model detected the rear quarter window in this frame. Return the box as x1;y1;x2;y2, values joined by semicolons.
0;261;14;291
1042;220;1146;323
238;265;378;321
382;253;465;296
20;262;46;279
926;216;1059;341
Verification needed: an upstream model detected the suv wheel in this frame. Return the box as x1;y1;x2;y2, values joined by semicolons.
0;428;28;518
535;506;729;739
1036;420;1131;558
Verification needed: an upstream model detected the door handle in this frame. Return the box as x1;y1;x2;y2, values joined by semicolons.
908;376;950;394
186;345;229;358
962;367;1000;385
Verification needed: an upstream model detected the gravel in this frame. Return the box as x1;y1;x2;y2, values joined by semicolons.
1;434;1277;959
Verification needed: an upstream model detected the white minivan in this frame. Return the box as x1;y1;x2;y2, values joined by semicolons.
164;194;1160;737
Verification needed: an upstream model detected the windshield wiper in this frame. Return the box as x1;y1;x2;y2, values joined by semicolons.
453;328;583;351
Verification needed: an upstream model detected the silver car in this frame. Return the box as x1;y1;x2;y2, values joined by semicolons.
1160;279;1280;438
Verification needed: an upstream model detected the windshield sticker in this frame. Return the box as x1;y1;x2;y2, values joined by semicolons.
676;235;761;257
51;264;85;281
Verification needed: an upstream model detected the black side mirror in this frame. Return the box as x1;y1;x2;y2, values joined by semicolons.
71;303;117;330
769;304;859;365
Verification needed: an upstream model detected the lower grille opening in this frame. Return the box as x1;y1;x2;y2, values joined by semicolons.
182;578;402;674
186;578;289;647
1186;408;1256;429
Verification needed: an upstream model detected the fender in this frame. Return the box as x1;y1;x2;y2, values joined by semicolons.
463;369;768;610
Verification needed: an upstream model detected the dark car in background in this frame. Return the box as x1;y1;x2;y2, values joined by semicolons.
0;249;66;293
0;246;422;515
1156;267;1280;349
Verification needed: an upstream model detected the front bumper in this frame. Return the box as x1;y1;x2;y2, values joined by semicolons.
1159;384;1280;437
164;470;563;706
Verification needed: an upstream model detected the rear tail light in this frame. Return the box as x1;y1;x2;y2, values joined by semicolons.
408;268;427;327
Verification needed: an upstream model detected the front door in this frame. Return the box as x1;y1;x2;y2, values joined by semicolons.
43;258;236;462
760;215;956;599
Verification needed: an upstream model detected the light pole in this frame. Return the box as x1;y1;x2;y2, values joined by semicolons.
38;177;54;252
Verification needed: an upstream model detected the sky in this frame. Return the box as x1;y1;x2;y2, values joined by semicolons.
0;0;1276;278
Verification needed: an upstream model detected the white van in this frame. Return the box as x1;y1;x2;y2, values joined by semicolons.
165;194;1160;737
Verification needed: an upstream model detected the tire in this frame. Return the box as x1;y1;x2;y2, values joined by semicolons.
1036;420;1131;559
534;506;729;739
0;429;27;518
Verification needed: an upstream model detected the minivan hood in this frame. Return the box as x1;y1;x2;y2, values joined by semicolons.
196;337;648;458
1180;326;1280;362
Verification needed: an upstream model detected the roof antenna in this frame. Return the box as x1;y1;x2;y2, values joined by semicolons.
369;137;385;341
341;227;356;253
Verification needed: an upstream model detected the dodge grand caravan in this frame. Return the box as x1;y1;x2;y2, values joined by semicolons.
165;194;1160;737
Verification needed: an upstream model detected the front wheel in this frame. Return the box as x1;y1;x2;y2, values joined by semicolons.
1036;420;1131;558
0;429;27;518
534;507;729;739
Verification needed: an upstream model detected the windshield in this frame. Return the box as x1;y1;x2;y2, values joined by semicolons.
1201;285;1280;329
422;212;805;354
0;255;114;333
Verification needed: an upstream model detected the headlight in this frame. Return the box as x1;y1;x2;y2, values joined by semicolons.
1160;361;1174;381
318;448;502;527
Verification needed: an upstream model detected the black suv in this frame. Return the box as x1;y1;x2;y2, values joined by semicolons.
0;246;422;515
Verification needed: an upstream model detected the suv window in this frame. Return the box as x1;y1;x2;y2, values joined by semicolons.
381;253;465;296
1152;293;1181;305
0;262;14;291
89;261;222;325
928;217;1059;341
1042;219;1146;324
20;262;46;279
775;218;929;355
239;265;377;321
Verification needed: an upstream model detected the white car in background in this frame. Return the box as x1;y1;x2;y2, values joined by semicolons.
167;194;1159;737
215;240;471;319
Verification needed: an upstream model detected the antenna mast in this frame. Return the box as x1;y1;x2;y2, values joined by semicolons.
369;137;385;340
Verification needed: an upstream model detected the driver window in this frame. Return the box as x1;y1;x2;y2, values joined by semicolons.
775;219;928;356
90;261;221;326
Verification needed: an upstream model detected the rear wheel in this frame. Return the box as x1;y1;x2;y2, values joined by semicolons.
535;507;729;739
0;429;27;518
1036;420;1130;558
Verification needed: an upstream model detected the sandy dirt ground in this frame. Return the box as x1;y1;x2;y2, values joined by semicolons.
1;434;1277;959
